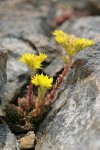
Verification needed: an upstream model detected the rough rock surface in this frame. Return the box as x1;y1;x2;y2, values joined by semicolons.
35;17;100;150
0;45;19;150
60;16;100;40
1;37;36;103
0;48;7;116
0;122;20;150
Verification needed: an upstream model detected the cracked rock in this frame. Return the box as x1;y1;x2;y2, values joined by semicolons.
0;122;20;150
35;17;100;150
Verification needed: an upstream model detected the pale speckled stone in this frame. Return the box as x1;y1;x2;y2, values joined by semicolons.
19;131;35;149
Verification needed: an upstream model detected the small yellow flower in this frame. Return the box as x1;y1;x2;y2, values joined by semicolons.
31;73;53;88
19;53;48;71
53;30;94;56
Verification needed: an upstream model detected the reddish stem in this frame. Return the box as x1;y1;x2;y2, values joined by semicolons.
28;81;33;109
44;58;72;106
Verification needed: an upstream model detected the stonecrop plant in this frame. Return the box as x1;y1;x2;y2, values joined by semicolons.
6;30;94;132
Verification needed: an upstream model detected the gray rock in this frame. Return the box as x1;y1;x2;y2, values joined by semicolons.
0;48;7;117
0;10;49;38
0;122;20;150
44;56;63;77
35;17;100;150
60;16;100;40
0;37;35;103
0;43;19;150
21;34;59;63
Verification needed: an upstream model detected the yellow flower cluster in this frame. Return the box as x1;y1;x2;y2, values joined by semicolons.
19;53;48;71
31;74;53;88
53;30;94;56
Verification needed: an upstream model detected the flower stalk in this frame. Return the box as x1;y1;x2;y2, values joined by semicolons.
27;81;34;109
44;57;72;106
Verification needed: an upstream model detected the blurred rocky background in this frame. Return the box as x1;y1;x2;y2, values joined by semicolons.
0;0;100;150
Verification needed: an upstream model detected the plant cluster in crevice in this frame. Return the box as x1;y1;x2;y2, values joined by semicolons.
5;30;94;132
